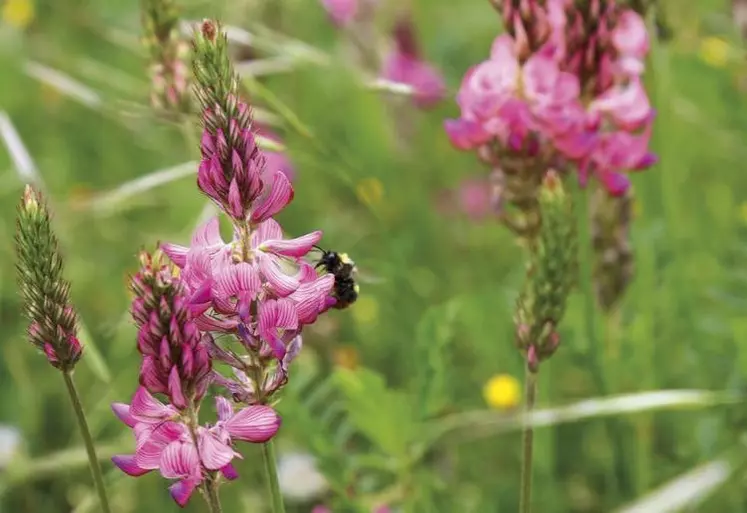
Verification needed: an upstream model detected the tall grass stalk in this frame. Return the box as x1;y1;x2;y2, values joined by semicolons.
62;370;112;513
575;185;630;500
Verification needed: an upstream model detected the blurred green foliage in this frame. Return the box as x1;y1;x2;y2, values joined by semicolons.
2;0;747;511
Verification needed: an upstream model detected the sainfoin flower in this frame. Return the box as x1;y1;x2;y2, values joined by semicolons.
112;388;280;506
381;16;446;109
444;2;656;197
320;0;358;26
161;215;335;362
113;20;339;509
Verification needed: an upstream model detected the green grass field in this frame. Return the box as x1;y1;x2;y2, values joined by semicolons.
2;0;747;511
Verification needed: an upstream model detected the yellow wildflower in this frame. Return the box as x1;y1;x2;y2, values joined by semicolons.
355;177;384;208
351;295;378;326
333;345;359;370
2;0;34;30
698;37;731;68
483;374;521;410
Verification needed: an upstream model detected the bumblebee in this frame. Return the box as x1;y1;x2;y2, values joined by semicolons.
314;247;359;310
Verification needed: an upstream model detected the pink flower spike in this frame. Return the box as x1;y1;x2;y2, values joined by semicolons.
259;231;323;257
250;171;295;223
112;455;151;477
321;0;358;26
224;405;282;442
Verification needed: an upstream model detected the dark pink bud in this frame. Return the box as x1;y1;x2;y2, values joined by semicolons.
129;250;213;410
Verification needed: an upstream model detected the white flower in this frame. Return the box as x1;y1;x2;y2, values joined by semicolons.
277;452;329;502
0;425;22;469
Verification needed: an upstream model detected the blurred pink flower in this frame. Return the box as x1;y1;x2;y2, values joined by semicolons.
321;0;357;26
588;77;651;131
382;16;446;108
444;4;656;197
257;128;296;183
611;10;649;77
458;178;492;220
446;34;585;153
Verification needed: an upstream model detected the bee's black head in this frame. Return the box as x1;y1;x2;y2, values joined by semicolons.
314;248;341;271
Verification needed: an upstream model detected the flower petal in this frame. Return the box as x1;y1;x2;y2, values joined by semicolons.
215;396;234;422
169;478;200;507
250;171;294;223
198;431;238;470
130;387;176;422
112;454;151;477
160;440;200;479
259;231;322;258
258;253;300;297
111;403;136;428
221;463;239;480
224;405;281;442
191;217;224;248
160;243;188;268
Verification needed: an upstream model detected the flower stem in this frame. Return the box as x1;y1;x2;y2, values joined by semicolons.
261;439;286;513
62;370;112;513
203;478;224;513
519;364;537;513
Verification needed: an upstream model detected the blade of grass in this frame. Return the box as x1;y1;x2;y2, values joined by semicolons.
427;389;741;447
75;317;112;384
0;111;43;187
0;439;129;495
615;454;744;513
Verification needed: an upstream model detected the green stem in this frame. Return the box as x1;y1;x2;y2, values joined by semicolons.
62;371;112;513
519;365;537;513
261;440;286;513
202;478;224;513
575;186;631;501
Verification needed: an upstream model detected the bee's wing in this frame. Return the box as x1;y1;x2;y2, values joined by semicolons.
355;270;385;285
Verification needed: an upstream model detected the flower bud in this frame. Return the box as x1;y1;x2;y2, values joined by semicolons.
15;185;83;371
130;249;212;409
514;170;577;369
590;183;634;311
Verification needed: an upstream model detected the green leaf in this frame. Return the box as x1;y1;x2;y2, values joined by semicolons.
333;367;420;459
412;298;462;419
